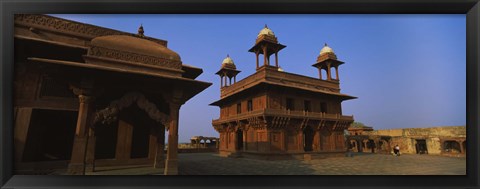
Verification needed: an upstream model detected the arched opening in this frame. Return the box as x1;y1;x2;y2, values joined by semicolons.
330;67;337;80
321;69;328;80
368;140;376;153
236;129;243;150
303;126;314;152
356;140;362;152
443;141;461;153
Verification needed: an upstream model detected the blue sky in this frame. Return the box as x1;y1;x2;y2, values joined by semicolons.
53;14;466;143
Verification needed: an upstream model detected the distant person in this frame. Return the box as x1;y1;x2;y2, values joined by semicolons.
393;145;400;156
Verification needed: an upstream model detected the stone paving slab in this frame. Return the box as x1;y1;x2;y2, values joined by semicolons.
177;153;466;175
84;152;465;175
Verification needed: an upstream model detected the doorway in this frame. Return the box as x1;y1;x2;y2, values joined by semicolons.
415;139;428;154
22;109;78;162
236;129;243;150
303;126;314;152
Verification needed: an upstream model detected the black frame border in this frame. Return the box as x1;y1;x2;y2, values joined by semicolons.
1;0;479;189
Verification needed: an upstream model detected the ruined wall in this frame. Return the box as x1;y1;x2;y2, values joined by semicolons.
365;126;466;155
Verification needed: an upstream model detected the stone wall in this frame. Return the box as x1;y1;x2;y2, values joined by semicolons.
364;126;465;155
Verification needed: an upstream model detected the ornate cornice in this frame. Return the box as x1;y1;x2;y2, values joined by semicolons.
14;14;167;46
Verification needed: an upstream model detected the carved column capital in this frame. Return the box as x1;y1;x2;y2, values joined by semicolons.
78;95;95;103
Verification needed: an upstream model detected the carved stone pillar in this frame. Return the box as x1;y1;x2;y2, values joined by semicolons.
220;76;223;87
68;94;95;175
14;108;33;166
327;63;332;81
458;140;464;154
255;51;259;69
164;96;182;175
335;66;340;80
154;125;165;168
263;46;267;66
85;127;96;172
275;51;279;67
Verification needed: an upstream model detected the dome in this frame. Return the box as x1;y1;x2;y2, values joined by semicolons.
319;43;335;56
91;35;181;61
221;54;237;70
278;67;284;72
222;54;235;65
257;24;275;37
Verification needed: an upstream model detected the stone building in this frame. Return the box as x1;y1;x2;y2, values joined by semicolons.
210;25;356;159
347;125;466;157
13;14;211;175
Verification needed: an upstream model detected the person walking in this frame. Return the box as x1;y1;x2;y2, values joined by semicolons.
393;144;400;156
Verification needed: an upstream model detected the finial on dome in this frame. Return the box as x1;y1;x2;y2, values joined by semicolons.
227;54;230;57
265;24;268;28
138;24;145;37
324;43;328;47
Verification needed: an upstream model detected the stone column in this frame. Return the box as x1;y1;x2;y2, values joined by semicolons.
220;76;223;87
275;51;279;67
67;95;95;175
318;68;322;80
458;140;464;154
327;63;331;81
263;46;267;66
255;51;259;69
154;125;165;168
164;98;182;175
243;130;247;152
224;74;227;87
14;108;33;165
335;66;340;80
85;127;96;172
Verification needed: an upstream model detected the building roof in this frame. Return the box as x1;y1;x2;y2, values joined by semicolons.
91;35;181;61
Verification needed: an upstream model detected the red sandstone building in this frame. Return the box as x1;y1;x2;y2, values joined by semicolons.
13;14;211;175
211;26;356;159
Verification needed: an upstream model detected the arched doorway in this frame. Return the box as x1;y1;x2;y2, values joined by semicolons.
444;141;461;153
303;126;314;152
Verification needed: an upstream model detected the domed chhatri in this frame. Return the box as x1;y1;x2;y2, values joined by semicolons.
216;54;240;87
317;43;338;61
257;24;275;37
222;54;235;65
319;43;335;56
221;54;237;70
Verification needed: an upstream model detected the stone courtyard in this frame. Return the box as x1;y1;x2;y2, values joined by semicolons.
86;152;465;175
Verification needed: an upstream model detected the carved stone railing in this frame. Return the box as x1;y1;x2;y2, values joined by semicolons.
220;67;341;99
212;108;353;125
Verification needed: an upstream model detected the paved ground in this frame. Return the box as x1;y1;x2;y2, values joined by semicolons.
89;152;465;175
